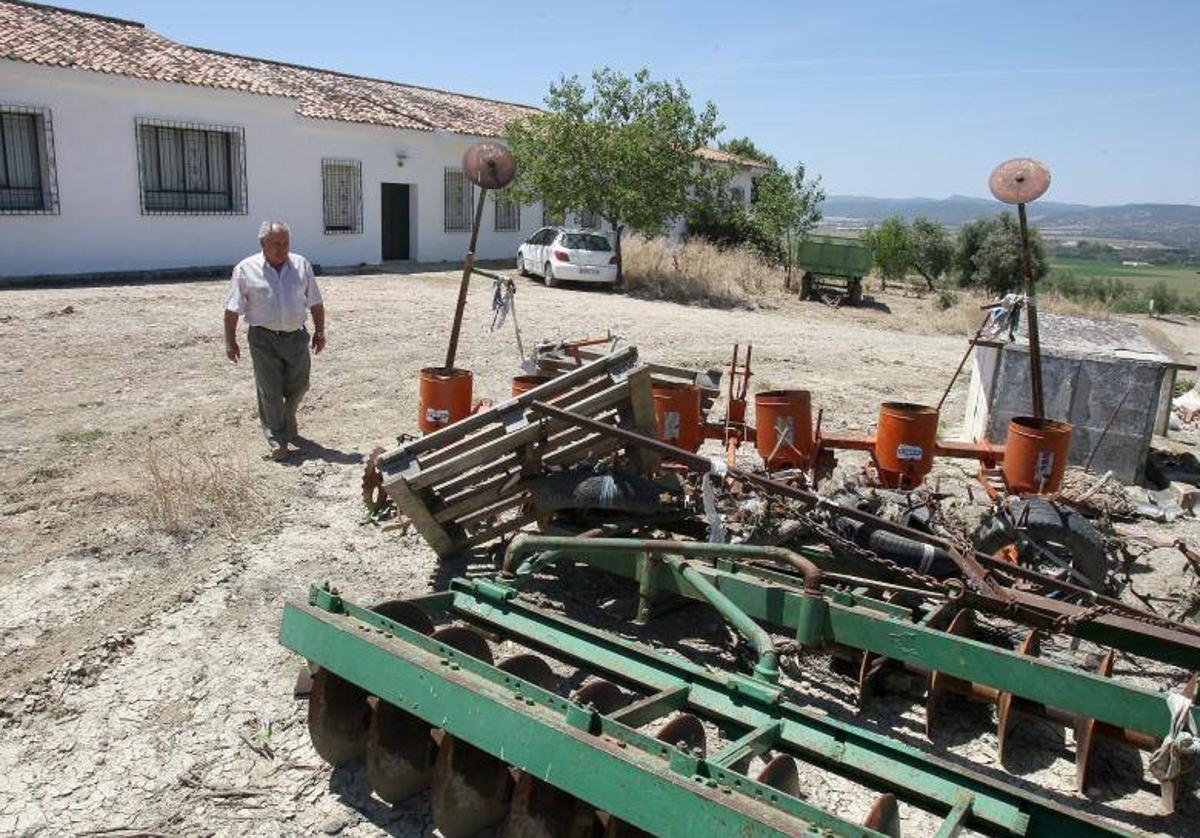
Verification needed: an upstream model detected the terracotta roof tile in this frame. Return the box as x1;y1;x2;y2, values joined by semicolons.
695;146;773;172
0;0;539;136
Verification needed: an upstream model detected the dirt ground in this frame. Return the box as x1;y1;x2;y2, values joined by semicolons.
1;269;1198;837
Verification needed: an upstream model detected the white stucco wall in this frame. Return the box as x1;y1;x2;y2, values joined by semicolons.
0;60;547;277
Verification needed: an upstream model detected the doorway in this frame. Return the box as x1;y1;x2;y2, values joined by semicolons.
381;183;411;260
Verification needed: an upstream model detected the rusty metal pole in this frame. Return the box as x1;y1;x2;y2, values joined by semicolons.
444;188;489;370
1016;203;1046;418
989;158;1052;420
443;142;517;371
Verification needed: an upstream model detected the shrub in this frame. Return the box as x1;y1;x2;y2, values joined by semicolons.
934;289;960;311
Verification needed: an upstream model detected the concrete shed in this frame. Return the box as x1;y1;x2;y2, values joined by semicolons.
963;313;1193;484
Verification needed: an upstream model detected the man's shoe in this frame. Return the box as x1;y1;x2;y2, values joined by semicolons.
269;442;289;461
285;418;299;442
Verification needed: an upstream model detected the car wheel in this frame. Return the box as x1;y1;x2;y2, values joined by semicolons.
543;263;558;288
516;254;529;277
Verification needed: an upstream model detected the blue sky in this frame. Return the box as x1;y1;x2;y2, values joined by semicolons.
51;0;1200;206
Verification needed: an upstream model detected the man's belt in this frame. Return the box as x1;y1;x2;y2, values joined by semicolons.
251;325;303;336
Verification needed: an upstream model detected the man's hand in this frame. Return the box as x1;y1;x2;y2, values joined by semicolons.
312;331;326;355
226;340;240;363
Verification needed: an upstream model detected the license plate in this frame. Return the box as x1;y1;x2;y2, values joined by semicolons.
579;267;598;275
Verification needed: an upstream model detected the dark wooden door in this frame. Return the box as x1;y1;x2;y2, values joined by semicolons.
381;183;410;260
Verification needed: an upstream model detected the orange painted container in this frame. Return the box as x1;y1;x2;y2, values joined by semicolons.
652;382;703;452
418;367;473;433
511;374;552;396
874;402;940;488
1003;416;1072;494
754;390;814;469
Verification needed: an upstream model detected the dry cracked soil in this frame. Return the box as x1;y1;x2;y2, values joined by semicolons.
1;268;1199;837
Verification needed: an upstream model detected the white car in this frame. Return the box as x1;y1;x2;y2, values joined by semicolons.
516;227;618;287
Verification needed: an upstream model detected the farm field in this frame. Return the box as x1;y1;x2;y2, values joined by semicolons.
1052;256;1200;298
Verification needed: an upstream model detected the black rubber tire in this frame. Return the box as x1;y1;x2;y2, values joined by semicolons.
799;272;815;300
543;262;558;288
529;471;661;515
847;278;863;306
974;498;1107;591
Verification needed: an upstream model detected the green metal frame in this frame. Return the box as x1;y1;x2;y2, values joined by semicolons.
281;583;1128;837
505;537;1200;741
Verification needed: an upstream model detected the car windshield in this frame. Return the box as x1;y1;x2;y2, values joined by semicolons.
560;233;612;252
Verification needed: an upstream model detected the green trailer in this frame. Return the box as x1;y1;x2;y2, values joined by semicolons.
791;234;874;305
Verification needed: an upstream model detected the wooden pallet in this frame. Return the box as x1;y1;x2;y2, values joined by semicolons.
535;345;723;421
377;347;658;558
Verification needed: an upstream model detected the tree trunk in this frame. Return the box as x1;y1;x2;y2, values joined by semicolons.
613;222;625;287
917;269;935;291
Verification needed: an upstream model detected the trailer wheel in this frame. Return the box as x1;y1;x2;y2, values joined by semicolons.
974;498;1108;592
847;278;863;306
800;272;815;300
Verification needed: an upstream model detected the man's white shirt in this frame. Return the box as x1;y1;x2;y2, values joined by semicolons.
225;252;323;332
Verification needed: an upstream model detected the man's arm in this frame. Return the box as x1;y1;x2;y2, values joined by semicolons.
224;310;240;363
310;303;326;354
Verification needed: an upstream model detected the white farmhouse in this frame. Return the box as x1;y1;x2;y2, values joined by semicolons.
0;0;770;279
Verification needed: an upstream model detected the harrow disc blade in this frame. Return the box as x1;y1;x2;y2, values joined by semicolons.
365;700;436;804
755;754;800;797
996;630;1041;765
656;713;707;755
371;599;436;636
925;609;974;739
572;679;631;714
307;668;371;766
503;773;599;838
431;733;514;837
1075;649;1115;792
863;792;902;837
498;653;560;692
431;625;495;664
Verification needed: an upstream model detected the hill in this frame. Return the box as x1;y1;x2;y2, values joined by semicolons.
820;195;1200;248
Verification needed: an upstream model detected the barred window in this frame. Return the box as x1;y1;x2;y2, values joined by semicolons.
730;186;746;204
750;177;760;204
321;159;362;234
578;208;599;229
443;167;474;232
135;118;247;215
494;193;520;232
0;106;58;215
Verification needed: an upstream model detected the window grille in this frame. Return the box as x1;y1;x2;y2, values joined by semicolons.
730;186;746;204
0;105;59;215
494;193;520;232
135;118;247;215
750;177;760;204
578;208;599;229
443;167;474;232
321;159;362;234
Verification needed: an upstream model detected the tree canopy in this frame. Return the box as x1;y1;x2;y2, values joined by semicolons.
506;67;722;282
955;213;1047;294
863;216;911;289
908;217;954;291
718;136;779;170
752;164;825;285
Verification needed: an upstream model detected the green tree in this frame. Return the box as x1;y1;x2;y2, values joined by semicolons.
956;213;1047;295
506;67;722;284
908;216;953;291
752;163;825;287
863;216;911;290
718;136;779;170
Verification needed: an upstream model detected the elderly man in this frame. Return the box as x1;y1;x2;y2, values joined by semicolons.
224;221;326;459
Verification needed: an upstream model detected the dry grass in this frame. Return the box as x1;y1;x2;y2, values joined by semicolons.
926;288;1115;336
621;235;786;308
139;442;259;536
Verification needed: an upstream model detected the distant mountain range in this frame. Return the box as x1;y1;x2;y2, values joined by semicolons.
819;195;1200;248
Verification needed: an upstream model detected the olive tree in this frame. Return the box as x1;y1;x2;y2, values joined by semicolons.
908;217;954;291
506;68;721;284
863;216;911;290
955;213;1047;295
752;163;825;288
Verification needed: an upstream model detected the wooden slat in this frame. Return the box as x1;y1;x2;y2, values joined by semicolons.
459;510;539;549
622;367;659;475
453;492;528;530
400;382;633;491
385;479;460;558
377;346;639;467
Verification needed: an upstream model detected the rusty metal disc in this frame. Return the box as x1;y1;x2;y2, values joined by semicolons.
365;700;436;803
503;773;597;838
572;679;631;714
656;713;707;755
307;668;371;766
430;625;495;664
498;653;560;693
755;755;800;797
925;609;974;739
863;792;902;837
431;733;513;837
996;629;1041;764
1075;649;1114;792
371;599;435;636
988;158;1051;205
463;142;516;190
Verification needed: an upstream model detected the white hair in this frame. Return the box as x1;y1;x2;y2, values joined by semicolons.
258;220;291;241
